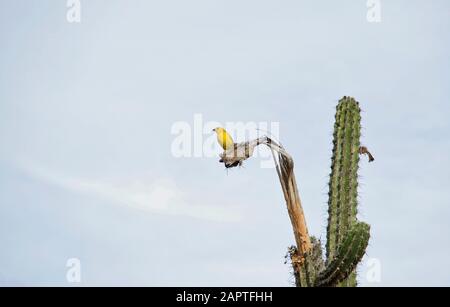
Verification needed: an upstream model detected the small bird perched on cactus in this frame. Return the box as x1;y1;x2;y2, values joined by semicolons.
213;127;240;168
212;127;234;150
213;127;286;169
359;146;375;162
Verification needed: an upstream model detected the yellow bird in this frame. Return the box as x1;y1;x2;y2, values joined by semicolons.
212;127;234;150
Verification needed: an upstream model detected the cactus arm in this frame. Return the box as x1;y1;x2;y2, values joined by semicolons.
315;222;370;287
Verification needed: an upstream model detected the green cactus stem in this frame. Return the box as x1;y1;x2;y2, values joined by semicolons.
324;96;364;286
287;96;371;287
315;222;370;287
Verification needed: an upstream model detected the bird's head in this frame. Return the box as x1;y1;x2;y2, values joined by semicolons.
212;127;224;134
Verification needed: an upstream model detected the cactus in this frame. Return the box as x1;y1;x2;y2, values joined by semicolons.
216;96;372;287
323;97;370;286
290;96;371;287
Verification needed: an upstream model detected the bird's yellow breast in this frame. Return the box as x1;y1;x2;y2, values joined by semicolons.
214;127;234;150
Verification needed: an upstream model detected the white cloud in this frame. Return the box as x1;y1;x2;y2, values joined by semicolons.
16;159;242;222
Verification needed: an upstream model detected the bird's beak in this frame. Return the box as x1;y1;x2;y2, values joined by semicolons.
212;128;216;132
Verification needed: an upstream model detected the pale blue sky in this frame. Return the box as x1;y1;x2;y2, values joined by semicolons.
0;0;449;286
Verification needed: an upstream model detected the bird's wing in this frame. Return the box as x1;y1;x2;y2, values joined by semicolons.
224;131;234;149
218;129;234;150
